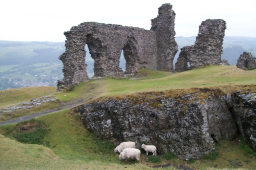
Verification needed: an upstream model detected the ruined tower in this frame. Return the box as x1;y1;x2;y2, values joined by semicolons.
151;4;178;72
175;19;226;72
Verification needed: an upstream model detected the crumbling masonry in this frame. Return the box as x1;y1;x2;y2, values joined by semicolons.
175;19;226;72
236;52;256;70
58;4;177;89
58;4;226;89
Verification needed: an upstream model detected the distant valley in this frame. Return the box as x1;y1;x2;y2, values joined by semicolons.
0;36;255;91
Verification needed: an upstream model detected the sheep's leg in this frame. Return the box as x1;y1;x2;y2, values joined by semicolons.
146;151;148;155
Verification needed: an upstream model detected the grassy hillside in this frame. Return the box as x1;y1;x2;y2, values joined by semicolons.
1;65;256;122
1;37;256;90
1;105;255;169
0;65;256;169
85;65;256;98
0;86;56;108
0;109;159;170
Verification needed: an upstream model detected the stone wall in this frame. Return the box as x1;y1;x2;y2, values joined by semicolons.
59;23;157;87
78;86;256;160
236;52;256;70
151;4;178;72
58;4;177;89
175;19;226;72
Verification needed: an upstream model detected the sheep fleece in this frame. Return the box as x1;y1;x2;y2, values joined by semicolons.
141;144;157;156
119;148;141;161
114;142;135;153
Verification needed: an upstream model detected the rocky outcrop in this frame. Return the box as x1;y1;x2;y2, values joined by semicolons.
79;86;256;160
58;4;177;89
236;52;256;70
219;59;230;66
151;3;178;72
175;19;226;72
229;89;256;151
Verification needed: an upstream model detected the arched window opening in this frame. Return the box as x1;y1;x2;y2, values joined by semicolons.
119;50;126;72
84;44;94;78
187;62;190;68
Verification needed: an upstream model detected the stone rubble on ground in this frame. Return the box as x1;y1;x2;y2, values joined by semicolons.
0;95;59;120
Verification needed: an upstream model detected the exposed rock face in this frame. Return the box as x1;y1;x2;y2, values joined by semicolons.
79;87;256;160
236;52;256;70
175;19;226;72
151;4;178;72
230;90;256;151
58;4;177;89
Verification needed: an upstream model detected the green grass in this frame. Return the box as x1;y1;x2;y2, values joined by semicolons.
162;152;176;160
0;87;56;107
1;108;256;169
0;65;256;169
0;64;19;72
3;65;256;107
148;156;161;163
98;65;256;97
9;119;51;145
201;150;219;161
239;138;256;158
0;109;153;170
187;157;196;164
0;86;57;108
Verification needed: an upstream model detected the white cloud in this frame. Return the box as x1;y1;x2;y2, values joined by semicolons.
0;0;255;41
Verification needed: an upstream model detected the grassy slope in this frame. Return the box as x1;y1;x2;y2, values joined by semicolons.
0;109;155;170
0;65;256;169
53;65;256;102
1;65;256;120
102;65;256;97
0;86;57;108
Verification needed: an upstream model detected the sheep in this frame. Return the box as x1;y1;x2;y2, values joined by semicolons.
119;148;141;161
114;141;135;153
141;144;157;156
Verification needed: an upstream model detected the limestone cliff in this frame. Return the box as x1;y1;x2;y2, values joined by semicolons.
78;86;256;160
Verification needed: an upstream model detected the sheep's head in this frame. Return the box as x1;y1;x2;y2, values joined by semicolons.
141;144;145;149
114;146;119;153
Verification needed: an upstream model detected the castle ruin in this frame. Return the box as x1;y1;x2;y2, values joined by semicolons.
58;4;226;90
58;4;177;89
175;19;226;72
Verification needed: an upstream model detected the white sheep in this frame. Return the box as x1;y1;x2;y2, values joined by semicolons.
119;148;141;161
141;144;157;156
114;141;135;153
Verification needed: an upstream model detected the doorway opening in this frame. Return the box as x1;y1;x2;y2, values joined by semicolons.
119;50;126;72
187;62;191;68
84;44;94;78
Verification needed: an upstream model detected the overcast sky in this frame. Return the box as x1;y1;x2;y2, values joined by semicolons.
1;0;256;42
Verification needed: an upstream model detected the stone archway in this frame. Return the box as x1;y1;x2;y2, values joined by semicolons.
123;37;138;75
85;34;107;78
175;47;191;72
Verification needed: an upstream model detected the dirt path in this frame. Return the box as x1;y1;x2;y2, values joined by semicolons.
0;82;106;126
0;99;84;126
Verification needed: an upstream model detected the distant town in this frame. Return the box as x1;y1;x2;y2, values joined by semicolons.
0;74;63;90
